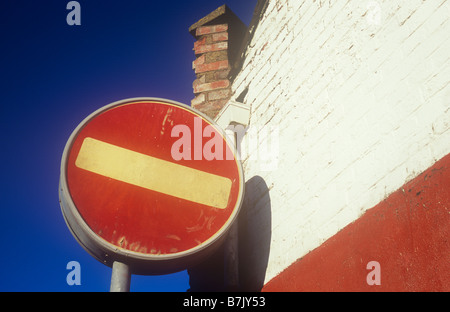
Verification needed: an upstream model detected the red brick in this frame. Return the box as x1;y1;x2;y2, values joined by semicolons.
193;37;206;50
193;75;206;89
192;54;205;69
196;24;228;36
193;80;230;94
212;32;228;42
191;93;206;106
194;41;228;55
214;69;231;80
207;88;231;101
195;60;229;74
194;99;228;116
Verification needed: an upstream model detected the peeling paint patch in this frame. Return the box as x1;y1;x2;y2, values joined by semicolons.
129;241;142;252
166;234;181;241
118;236;128;248
161;108;174;135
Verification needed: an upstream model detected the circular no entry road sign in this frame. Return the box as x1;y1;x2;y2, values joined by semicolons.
59;98;244;274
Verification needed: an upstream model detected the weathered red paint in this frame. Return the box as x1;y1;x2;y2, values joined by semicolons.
263;153;450;292
66;100;241;256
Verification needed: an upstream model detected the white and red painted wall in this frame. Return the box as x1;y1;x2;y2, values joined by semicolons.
190;0;450;291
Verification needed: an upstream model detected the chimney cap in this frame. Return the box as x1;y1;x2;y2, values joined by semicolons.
189;4;245;37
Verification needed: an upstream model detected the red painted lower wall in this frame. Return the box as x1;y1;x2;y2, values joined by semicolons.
263;153;450;292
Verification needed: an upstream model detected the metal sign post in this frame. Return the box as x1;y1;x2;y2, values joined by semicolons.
110;261;131;292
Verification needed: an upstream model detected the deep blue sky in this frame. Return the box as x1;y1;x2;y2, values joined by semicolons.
0;0;257;292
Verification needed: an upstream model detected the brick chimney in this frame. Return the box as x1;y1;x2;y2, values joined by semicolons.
189;5;247;119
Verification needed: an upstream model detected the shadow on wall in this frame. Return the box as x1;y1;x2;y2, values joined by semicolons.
187;175;272;292
239;175;272;291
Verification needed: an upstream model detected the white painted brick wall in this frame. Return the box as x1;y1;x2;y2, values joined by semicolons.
231;0;450;284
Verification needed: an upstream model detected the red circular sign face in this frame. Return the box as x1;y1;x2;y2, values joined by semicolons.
63;99;243;260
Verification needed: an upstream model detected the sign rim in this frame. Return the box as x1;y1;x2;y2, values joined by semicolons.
59;97;244;272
